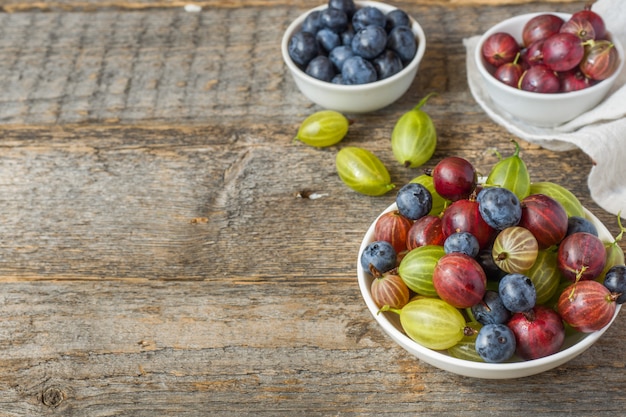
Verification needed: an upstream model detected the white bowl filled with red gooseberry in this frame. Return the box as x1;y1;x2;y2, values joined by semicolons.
474;5;624;127
357;149;625;379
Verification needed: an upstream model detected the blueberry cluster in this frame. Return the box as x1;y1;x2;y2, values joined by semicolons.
288;0;418;85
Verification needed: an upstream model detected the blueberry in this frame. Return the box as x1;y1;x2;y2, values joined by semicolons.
329;45;354;71
566;216;598;237
341;26;355;46
395;182;433;221
385;9;411;31
352;6;386;31
302;10;323;34
360;240;397;274
352;25;387;60
477;187;522;230
372;49;403;79
387;26;417;62
331;74;345;84
476;248;506;281
341;56;377;85
475;324;516;363
320;7;348;33
499;273;536;313
305;55;336;82
288;31;319;67
328;0;356;19
316;27;341;53
604;265;626;304
471;290;511;325
444;231;480;258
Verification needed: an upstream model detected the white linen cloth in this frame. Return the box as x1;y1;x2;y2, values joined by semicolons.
464;0;626;216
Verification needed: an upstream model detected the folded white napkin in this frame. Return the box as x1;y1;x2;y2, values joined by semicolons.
464;0;626;216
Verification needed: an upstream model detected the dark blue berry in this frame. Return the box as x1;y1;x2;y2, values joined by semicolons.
328;0;356;19
477;248;506;281
288;31;319;67
372;49;403;79
444;231;480;257
329;45;354;71
395;182;433;221
320;7;348;33
352;6;386;31
385;9;411;31
604;265;626;304
352;25;387;59
387;26;417;62
471;290;511;325
331;74;345;84
477;187;522;230
341;56;377;84
302;10;323;34
475;324;516;363
566;216;599;237
341;26;355;46
360;240;397;274
316;27;341;53
305;55;335;82
499;273;536;313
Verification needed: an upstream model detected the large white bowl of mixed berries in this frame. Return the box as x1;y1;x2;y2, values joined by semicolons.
281;0;426;113
357;150;625;379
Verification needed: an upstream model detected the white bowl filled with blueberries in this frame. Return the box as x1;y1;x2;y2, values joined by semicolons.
281;0;426;113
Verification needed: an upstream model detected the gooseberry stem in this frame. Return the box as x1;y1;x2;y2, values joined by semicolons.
490;147;503;161
413;92;438;112
368;264;383;278
511;139;521;157
378;305;401;315
568;266;589;301
523;309;536;322
614;211;624;243
463;326;477;337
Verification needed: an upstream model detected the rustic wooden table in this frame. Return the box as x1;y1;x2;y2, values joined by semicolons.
0;0;624;415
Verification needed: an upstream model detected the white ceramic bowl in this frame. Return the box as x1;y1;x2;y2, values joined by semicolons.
281;1;426;113
475;12;624;127
357;203;622;379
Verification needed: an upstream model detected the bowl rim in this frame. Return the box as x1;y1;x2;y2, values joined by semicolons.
357;202;622;377
474;12;625;100
280;0;427;91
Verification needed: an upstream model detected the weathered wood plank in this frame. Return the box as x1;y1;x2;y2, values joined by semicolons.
0;0;584;13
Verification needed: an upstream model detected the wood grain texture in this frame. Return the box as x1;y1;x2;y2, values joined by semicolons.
0;0;624;416
0;0;583;13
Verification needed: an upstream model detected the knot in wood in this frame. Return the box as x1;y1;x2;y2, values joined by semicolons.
42;386;65;408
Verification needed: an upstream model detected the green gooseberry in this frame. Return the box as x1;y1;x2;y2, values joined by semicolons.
391;92;437;168
336;147;395;196
294;110;349;148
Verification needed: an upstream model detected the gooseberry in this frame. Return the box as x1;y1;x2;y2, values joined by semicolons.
371;272;410;309
522;14;564;47
542;32;584;72
518;64;560;93
580;40;620;81
482;32;520;67
557;280;617;332
431;156;477;202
